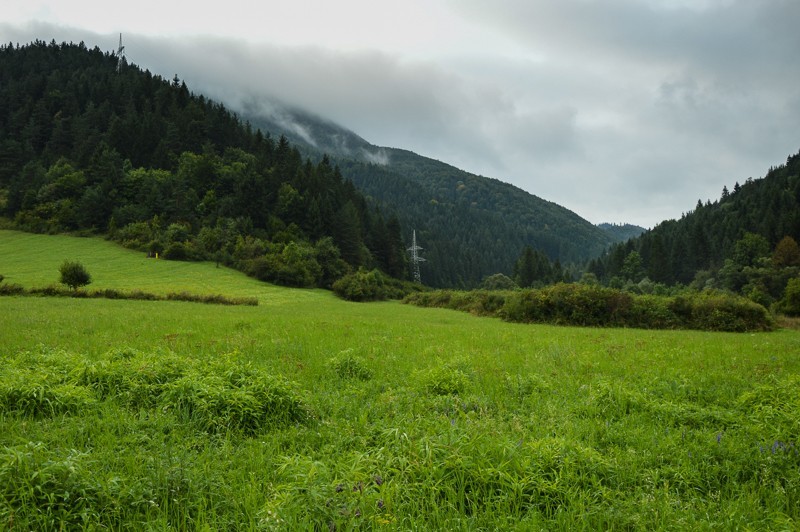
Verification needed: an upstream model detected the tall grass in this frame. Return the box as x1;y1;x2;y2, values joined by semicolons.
1;231;799;528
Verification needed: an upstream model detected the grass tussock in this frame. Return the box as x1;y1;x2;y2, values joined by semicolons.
326;350;373;381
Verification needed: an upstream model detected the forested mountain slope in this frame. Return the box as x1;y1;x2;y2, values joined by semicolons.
597;223;646;243
245;105;618;287
590;150;800;306
0;40;407;288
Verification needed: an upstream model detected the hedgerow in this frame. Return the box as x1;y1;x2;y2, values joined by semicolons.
0;284;258;306
404;283;774;332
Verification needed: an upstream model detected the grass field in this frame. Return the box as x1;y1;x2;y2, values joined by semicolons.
1;230;799;530
0;230;320;305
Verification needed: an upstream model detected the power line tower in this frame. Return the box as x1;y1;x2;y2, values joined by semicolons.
116;34;125;72
407;229;426;284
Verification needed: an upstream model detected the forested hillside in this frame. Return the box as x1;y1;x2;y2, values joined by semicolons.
597;223;646;243
588;151;800;309
0;40;407;288
244;107;619;287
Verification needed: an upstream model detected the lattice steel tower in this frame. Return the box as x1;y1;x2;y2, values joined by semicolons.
407;230;426;283
116;34;125;72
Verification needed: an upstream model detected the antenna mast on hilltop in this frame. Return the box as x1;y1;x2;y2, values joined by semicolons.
408;230;426;284
116;33;125;72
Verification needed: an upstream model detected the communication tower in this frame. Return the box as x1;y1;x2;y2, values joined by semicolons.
116;34;125;72
407;229;426;283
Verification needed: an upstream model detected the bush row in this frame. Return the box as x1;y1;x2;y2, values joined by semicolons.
404;283;774;332
0;283;258;306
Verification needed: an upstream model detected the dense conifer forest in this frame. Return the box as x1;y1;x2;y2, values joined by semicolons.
588;152;800;309
0;40;408;288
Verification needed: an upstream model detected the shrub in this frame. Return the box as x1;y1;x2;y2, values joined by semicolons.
685;291;774;332
333;269;388;302
499;284;633;326
162;241;188;260
627;295;680;329
244;242;322;288
59;260;91;290
775;277;800;317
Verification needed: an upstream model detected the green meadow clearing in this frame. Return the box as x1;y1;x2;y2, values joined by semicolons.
1;229;799;530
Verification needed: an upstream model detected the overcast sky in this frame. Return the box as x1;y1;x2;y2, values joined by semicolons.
3;0;799;228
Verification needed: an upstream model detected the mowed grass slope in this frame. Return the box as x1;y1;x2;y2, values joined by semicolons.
0;229;322;304
1;230;799;530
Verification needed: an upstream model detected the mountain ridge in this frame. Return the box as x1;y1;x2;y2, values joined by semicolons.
242;101;628;287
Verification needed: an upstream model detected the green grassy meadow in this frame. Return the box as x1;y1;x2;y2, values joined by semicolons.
1;230;799;530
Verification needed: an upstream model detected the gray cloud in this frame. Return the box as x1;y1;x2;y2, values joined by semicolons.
2;4;798;229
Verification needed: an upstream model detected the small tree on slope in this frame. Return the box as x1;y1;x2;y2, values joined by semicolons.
59;260;92;290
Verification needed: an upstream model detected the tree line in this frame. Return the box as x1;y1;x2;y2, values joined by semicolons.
584;150;800;312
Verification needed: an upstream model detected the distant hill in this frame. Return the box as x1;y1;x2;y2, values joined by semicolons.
244;103;621;287
597;223;646;243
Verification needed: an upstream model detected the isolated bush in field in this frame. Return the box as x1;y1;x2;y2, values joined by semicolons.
59;259;91;290
327;350;373;381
